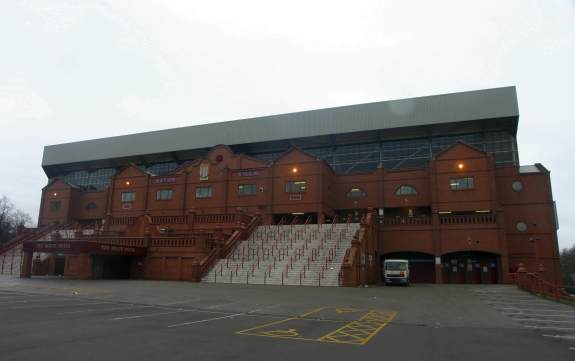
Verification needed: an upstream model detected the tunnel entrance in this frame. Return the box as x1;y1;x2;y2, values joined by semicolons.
92;255;133;279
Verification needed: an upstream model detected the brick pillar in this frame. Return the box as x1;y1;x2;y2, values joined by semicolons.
20;251;33;278
432;212;443;284
76;254;93;280
496;208;510;284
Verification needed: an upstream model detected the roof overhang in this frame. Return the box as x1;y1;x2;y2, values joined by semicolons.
42;86;519;177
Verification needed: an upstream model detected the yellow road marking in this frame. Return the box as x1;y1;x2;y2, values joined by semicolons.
335;307;359;314
319;310;397;345
236;307;397;346
236;307;325;335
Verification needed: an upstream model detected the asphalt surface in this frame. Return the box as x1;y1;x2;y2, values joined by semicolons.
0;276;573;361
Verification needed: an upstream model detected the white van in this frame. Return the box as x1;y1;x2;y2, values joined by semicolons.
383;259;410;286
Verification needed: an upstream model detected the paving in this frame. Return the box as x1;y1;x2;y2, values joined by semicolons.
0;275;573;361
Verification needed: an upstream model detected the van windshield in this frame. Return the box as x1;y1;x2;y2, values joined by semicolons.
385;262;407;271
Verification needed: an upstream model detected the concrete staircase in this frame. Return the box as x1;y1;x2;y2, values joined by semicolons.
202;223;359;287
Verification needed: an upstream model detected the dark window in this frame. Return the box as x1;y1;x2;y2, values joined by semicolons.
238;184;257;195
121;192;136;202
450;177;474;190
196;186;212;198
346;188;367;198
156;189;173;200
85;202;97;210
285;181;306;193
395;185;417;196
50;201;61;211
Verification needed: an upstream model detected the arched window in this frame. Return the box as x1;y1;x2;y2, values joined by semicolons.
395;185;417;196
346;188;367;198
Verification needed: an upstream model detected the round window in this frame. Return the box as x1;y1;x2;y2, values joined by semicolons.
516;222;528;232
512;180;523;192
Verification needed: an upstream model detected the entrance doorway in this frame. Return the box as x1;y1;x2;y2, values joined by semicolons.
441;251;499;284
92;256;132;279
335;209;367;223
380;252;436;283
273;213;317;225
54;256;65;276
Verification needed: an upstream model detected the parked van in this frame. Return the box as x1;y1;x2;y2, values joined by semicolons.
383;259;410;285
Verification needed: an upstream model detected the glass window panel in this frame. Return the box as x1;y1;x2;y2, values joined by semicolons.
196;186;212;198
156;189;173;200
238;184;257;195
121;192;136;202
285;181;306;193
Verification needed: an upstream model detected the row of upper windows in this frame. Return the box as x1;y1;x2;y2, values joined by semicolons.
118;178;474;203
48;178;477;210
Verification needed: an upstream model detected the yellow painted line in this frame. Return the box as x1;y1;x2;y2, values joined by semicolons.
319;310;397;345
236;307;325;335
236;307;397;346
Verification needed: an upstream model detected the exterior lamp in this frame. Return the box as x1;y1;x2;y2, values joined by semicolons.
292;168;298;174
457;163;464;170
125;181;131;186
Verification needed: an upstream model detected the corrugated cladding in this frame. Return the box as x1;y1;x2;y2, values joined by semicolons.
42;86;518;167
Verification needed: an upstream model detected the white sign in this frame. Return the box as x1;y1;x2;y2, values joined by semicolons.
435;256;441;265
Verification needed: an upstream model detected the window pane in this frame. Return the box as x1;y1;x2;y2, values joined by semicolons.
121;192;135;202
285;181;306;193
196;186;212;198
346;188;366;198
450;177;474;190
156;189;173;200
238;184;257;195
50;201;61;211
396;185;417;195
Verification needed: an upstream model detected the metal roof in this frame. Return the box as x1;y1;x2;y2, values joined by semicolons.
42;86;518;169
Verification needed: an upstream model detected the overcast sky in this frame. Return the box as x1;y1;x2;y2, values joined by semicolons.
1;1;574;249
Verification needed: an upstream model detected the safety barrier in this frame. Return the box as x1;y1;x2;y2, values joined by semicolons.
513;268;575;304
440;213;497;225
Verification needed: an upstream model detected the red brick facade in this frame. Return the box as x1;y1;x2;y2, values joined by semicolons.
36;143;561;284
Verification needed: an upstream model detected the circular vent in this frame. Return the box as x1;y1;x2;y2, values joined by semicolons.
516;222;528;232
512;180;523;192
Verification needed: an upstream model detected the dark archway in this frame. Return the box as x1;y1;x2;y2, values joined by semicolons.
441;251;499;284
380;252;436;283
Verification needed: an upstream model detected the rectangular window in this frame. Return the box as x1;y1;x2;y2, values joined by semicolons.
50;201;61;211
450;177;474;190
121;192;136;202
238;184;257;195
285;181;306;193
199;163;209;180
156;189;173;200
196;186;212;198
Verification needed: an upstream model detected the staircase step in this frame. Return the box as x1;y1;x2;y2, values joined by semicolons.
202;223;359;287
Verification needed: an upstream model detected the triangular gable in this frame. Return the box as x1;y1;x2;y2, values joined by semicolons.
274;147;319;164
233;154;269;169
168;160;196;175
434;141;487;160
43;178;73;191
207;144;234;165
114;163;148;178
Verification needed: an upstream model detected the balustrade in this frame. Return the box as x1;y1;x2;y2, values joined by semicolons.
439;213;497;225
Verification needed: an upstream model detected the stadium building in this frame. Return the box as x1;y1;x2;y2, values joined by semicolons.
0;86;561;285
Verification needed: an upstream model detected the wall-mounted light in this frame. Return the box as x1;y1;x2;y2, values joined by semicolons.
292;212;304;215
457;163;464;170
52;192;58;197
292;167;298;173
125;181;131;186
438;211;452;215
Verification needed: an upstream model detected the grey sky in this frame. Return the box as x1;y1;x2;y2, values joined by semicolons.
1;1;573;249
